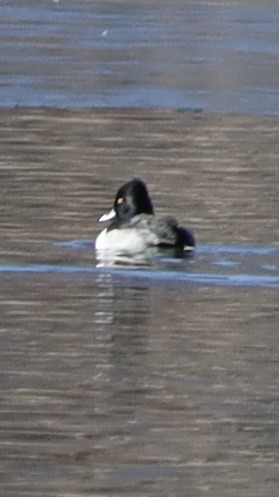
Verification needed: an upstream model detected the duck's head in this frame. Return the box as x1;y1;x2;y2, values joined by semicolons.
99;178;154;223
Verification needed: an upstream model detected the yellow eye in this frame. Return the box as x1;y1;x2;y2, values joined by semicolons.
117;197;124;205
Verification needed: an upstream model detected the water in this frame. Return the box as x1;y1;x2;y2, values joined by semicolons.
1;0;279;114
3;244;279;288
0;108;279;496
1;1;279;495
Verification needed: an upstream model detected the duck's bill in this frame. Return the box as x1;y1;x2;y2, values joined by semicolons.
99;208;116;222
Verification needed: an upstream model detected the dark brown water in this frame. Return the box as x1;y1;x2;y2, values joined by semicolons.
1;108;279;496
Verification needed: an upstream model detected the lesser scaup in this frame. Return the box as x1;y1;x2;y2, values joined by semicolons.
95;178;195;262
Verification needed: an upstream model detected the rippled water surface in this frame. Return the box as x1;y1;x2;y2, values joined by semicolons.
1;108;279;496
1;0;279;113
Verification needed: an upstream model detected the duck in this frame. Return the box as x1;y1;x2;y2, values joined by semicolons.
95;178;195;261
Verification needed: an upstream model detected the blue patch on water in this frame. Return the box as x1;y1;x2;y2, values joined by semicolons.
263;265;279;273
212;260;240;268
0;265;278;288
54;241;279;256
198;245;279;256
1;242;279;289
2;3;279;115
53;240;94;250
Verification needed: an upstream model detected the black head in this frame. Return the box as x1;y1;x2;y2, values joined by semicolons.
113;178;154;221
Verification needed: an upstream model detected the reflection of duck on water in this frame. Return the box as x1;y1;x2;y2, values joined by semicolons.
96;178;195;263
94;271;151;411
